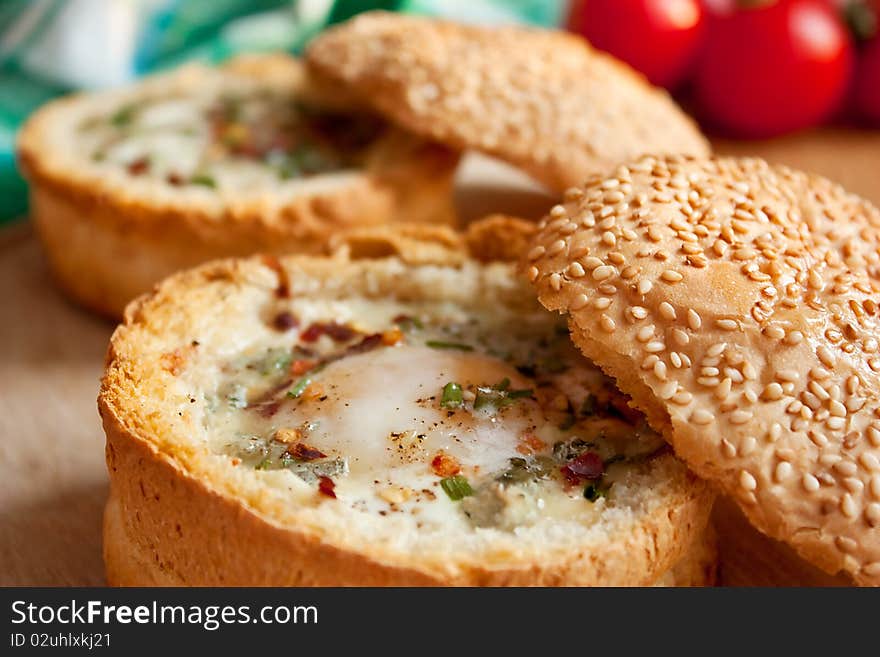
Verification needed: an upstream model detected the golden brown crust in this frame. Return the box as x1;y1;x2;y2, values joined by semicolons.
18;54;459;317
99;251;714;586
526;154;880;585
305;12;709;192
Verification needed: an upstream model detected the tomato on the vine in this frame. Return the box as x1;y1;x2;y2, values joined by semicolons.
853;35;880;123
694;0;855;138
565;0;706;89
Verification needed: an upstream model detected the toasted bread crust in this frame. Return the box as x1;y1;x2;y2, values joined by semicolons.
18;54;459;317
527;155;880;585
99;247;714;586
306;12;709;192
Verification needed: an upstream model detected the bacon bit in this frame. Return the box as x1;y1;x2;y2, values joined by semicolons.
255;400;281;418
288;442;326;461
431;452;461;477
301;383;325;402
516;433;547;455
160;347;190;376
166;172;184;186
126;157;149;175
300;322;358;343
261;255;291;298
317;476;336;498
381;327;404;346
561;452;605;487
290;358;318;376
272;428;303;444
608;396;642;424
343;333;382;356
230;457;242;466
273;311;299;331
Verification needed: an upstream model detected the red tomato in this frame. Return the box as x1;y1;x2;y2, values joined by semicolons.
566;0;706;89
694;0;855;138
853;36;880;123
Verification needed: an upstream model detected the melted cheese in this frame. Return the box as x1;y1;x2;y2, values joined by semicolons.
203;301;665;532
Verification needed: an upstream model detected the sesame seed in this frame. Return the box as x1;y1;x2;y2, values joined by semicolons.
549;204;567;218
658;302;676;320
630;306;648;320
672;328;689;346
764;325;785;340
784;330;804;346
661;269;684;283
763;383;784;400
775;369;799;382
826;417;846;431
592;265;615;281
730;410;753;424
671;391;693;405
651;360;667;380
872;475;880;499
567;262;586;278
701;367;720;377
860;453;880;472
868;426;880;446
691;409;715;424
707;342;727;357
687;309;701;330
550;273;562;291
637;279;653;295
620;265;638;279
602;231;617;246
644;341;666;353
527;245;546;260
841;494;858;518
548;239;567;256
740;436;757;455
866;504;880;527
775;461;793;482
817;345;836;368
571;293;589;310
739;470;757;491
600;314;616;333
637;325;655;342
583;256;604;270
593;297;612;310
657;380;678;399
527;266;539;282
717;319;739;331
715;377;732;400
670;352;682;368
802;473;820;492
721;439;737;458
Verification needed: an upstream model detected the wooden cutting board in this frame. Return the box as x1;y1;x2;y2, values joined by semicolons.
3;128;876;587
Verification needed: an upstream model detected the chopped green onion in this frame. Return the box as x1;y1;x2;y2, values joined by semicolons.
287;376;312;399
255;456;276;471
425;340;474;351
584;482;611;502
440;475;473;501
507;388;534;400
190;173;217;188
394;316;423;332
440;382;463;409
474;379;534;411
111;104;135;127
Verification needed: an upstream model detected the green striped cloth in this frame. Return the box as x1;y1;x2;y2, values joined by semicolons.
0;0;563;224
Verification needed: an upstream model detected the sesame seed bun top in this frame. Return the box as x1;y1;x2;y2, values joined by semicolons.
525;154;880;585
305;12;709;193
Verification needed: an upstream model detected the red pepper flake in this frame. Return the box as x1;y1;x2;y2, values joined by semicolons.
561;452;605;487
288;443;326;461
272;311;299;331
261;255;291;299
126;157;149;175
318;476;337;498
300;322;357;343
430;452;461;477
290;358;318;376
